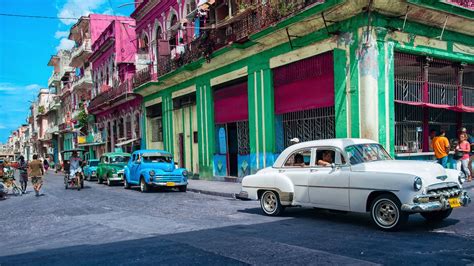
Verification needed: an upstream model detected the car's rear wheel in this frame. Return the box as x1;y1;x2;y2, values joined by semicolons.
140;177;149;193
107;177;112;186
370;194;408;231
97;176;103;184
260;190;284;216
421;209;452;222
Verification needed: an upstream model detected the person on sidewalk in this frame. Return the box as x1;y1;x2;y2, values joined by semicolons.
455;133;471;182
18;155;28;194
432;130;450;168
29;154;44;197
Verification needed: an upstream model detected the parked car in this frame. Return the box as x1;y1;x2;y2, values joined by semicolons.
124;150;188;193
97;152;131;186
237;138;471;231
84;159;100;181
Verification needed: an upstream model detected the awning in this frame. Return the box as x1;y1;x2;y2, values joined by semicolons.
77;142;106;147
395;100;474;113
115;138;140;147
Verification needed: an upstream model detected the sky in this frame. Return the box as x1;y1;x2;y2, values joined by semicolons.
0;0;134;143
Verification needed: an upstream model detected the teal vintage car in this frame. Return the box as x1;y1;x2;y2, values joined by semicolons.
83;159;100;181
97;152;131;186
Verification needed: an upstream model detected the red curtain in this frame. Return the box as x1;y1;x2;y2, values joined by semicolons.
214;81;248;124
274;52;334;114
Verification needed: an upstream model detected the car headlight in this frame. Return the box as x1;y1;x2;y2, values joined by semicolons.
458;172;466;185
149;170;155;176
182;170;188;177
92;171;96;174
414;177;422;191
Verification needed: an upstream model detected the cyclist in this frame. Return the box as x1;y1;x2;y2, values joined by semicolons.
69;151;83;186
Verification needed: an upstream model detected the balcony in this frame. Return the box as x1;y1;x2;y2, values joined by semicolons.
72;71;93;92
48;72;61;87
47;97;61;113
153;0;325;80
70;39;92;67
132;66;152;88
88;79;135;113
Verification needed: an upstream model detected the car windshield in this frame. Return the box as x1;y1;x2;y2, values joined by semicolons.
89;161;99;166
110;156;130;163
142;155;172;163
345;144;392;165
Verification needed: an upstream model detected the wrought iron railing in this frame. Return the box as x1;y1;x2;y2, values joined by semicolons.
132;66;152;88
462;86;474;107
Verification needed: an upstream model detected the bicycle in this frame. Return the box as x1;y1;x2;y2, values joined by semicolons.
2;168;22;196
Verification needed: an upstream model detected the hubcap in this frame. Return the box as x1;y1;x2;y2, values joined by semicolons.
263;192;277;213
375;200;398;227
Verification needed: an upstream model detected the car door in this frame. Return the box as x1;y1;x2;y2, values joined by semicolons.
278;148;314;204
98;156;105;177
130;153;141;183
308;147;350;211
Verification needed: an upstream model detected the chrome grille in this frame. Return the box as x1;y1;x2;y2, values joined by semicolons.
426;185;461;199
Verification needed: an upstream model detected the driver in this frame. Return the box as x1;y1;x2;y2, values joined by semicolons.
69;151;82;179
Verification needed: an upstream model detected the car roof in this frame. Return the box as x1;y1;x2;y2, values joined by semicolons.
101;152;131;156
88;159;100;161
133;149;172;155
273;138;379;167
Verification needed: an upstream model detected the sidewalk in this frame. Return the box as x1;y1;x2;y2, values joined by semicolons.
187;179;241;198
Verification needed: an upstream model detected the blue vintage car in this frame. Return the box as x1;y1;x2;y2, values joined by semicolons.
124;150;188;192
84;159;100;181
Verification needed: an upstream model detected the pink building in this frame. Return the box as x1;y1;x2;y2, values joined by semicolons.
87;17;141;155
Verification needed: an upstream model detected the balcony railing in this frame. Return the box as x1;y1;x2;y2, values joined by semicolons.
463;86;474;107
72;71;93;91
48;72;61;86
153;0;325;80
88;79;135;113
70;39;92;67
133;66;152;88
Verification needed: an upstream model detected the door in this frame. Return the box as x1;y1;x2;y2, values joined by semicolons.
130;154;141;183
308;148;350;210
227;123;238;177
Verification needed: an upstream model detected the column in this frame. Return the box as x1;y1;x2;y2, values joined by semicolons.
196;80;215;179
248;62;276;174
110;120;115;151
161;94;174;153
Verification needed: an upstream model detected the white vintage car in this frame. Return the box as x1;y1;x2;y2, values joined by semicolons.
238;138;471;230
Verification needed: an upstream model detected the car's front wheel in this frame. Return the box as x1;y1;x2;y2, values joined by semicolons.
140;177;149;193
178;185;187;192
124;176;131;189
421;209;452;222
260;190;284;216
370;194;408;231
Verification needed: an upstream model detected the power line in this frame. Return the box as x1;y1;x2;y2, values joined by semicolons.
0;13;132;21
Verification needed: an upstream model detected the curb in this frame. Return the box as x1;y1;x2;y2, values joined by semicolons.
187;188;236;199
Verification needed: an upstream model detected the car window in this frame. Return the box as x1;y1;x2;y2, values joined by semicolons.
110;156;130;163
315;149;335;167
284;149;311;167
89;161;99;166
345;144;392;165
142;155;172;163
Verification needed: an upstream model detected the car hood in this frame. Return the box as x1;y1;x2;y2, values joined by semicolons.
351;160;457;184
145;163;176;172
109;163;127;169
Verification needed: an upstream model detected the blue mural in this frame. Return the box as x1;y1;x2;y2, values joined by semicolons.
213;154;227;177
238;154;250;177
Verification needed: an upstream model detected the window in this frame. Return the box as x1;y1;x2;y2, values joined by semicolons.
143;155;172;163
151;117;163;142
345;144;392;165
193;131;198;143
100;156;108;163
284;149;312;167
110;156;130;163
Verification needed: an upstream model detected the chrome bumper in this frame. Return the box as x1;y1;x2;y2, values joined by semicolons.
236;191;249;200
149;181;187;187
402;191;471;212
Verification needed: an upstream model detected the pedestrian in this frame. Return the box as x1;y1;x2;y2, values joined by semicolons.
428;129;437;152
18;155;28;194
432;130;450;168
455;133;471;182
43;159;49;172
29;154;44;197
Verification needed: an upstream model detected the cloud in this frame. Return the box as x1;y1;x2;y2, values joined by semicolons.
57;0;107;25
56;38;75;51
54;30;69;39
26;84;42;91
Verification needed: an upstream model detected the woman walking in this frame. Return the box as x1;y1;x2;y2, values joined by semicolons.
18;155;28;194
29;155;44;196
455;133;471;182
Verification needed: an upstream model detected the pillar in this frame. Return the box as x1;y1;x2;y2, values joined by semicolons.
248;62;276;174
161;93;174;153
196;79;215;179
110;120;115;151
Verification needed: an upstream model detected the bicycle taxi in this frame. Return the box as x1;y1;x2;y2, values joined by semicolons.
62;149;86;190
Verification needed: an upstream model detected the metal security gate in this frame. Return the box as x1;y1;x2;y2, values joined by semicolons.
276;106;335;152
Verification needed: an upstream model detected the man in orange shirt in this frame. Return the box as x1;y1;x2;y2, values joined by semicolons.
432;130;450;168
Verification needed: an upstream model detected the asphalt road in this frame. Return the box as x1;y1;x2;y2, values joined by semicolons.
1;171;474;265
